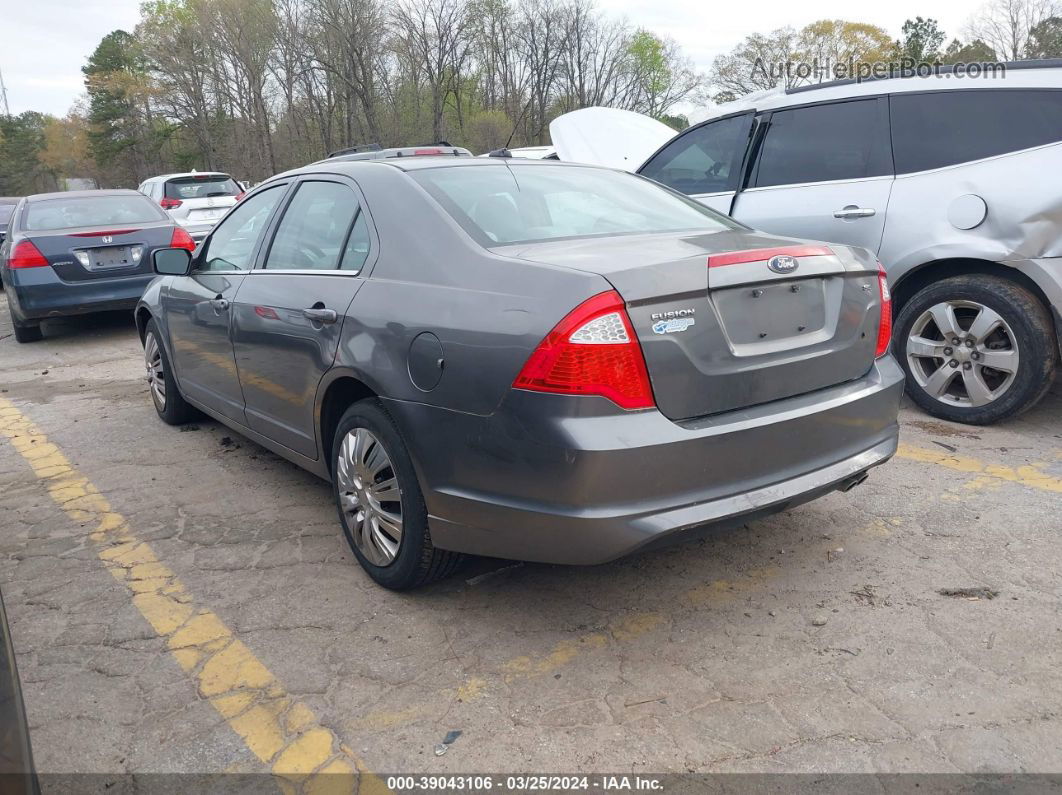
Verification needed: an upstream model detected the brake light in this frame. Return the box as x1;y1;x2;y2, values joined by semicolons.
234;192;245;202
160;197;182;210
875;263;892;358
513;290;654;409
170;227;197;251
708;245;832;268
9;241;49;269
413;148;443;155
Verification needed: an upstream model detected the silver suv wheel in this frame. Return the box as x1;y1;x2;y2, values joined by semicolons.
335;428;403;566
905;299;1019;408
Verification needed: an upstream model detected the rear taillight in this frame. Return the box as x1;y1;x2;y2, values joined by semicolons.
160;197;182;210
513;290;654;410
875;263;892;358
170;227;196;251
9;241;49;269
234;192;245;202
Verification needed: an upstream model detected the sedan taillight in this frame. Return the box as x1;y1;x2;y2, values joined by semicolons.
513;290;655;410
9;241;49;269
875;263;892;358
170;227;197;251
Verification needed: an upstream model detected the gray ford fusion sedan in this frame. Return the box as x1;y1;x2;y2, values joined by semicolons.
136;154;904;590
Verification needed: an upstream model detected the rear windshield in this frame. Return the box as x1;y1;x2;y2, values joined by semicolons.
165;175;240;199
411;164;742;246
24;195;167;231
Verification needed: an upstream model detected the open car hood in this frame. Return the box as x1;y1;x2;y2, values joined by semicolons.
549;107;678;172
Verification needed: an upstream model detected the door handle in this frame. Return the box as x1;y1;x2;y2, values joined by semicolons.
302;307;338;324
210;297;229;312
833;206;876;219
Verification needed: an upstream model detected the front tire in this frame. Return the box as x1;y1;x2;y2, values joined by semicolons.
894;275;1057;425
332;399;462;590
144;318;199;425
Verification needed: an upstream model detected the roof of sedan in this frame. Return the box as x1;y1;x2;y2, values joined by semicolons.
26;189;145;202
315;156;589;173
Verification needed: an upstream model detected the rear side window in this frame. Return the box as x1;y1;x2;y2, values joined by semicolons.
165;175;240;200
265;181;359;270
0;205;14;226
640;114;751;195
753;99;891;188
24;195;167;231
891;89;1062;173
412;164;741;246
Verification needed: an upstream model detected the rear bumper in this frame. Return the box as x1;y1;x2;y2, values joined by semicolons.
177;218;219;240
5;267;155;320
386;356;904;565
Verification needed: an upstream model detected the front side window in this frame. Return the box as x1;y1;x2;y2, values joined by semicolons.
265;181;360;271
200;186;283;272
412;165;742;247
640;114;751;195
891;89;1062;173
24;195;167;231
753;99;891;189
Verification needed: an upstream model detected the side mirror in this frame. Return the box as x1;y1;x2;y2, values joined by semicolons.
153;247;193;276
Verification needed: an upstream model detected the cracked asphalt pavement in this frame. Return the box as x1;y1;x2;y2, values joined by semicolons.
1;305;1061;778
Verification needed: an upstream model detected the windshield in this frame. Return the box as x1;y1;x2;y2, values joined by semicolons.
24;195;166;231
165;175;240;199
411;164;742;246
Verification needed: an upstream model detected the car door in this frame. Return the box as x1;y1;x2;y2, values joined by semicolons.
230;177;373;458
730;97;894;253
638;112;754;214
162;184;287;424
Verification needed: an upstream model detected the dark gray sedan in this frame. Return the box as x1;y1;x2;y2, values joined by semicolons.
136;156;903;590
2;190;195;342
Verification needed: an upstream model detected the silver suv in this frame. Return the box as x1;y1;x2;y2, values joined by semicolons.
138;172;243;241
555;62;1062;424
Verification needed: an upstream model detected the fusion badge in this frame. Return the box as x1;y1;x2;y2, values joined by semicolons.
651;308;696;335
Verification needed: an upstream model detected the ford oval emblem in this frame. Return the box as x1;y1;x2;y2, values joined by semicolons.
768;255;798;274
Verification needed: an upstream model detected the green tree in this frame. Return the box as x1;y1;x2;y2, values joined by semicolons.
896;17;946;62
940;38;998;63
1026;16;1062;57
0;112;56;194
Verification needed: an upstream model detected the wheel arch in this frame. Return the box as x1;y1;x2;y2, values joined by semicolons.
316;373;379;473
134;306;153;343
892;258;1054;320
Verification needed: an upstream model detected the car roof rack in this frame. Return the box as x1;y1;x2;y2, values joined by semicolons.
785;57;1062;95
319;143;473;163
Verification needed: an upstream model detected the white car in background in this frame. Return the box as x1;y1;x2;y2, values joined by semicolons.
137;172;244;241
553;66;1062;425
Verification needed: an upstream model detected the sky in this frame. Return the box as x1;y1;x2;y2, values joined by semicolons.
2;0;977;117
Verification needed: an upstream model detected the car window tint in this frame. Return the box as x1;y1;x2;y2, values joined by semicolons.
165;175;240;199
640;115;750;194
412;165;742;247
340;211;370;272
200;186;283;272
891;89;1062;173
265;181;358;271
754;100;890;188
23;195;167;231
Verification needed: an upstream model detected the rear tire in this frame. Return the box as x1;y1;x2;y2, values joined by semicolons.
144;318;199;425
332;399;463;590
894;275;1056;425
6;293;42;343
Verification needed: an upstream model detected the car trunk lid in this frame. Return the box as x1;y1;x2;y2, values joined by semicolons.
27;223;175;282
497;231;883;420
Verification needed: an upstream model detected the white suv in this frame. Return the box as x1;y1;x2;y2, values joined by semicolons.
138;172;243;241
553;63;1062;424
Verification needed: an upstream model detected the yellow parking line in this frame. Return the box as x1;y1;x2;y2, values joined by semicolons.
0;398;384;794
897;443;1062;494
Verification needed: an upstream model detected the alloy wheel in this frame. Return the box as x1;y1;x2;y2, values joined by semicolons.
905;300;1019;408
336;427;404;566
144;332;167;409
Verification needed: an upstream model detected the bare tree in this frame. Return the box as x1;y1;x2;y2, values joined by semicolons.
965;0;1061;59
